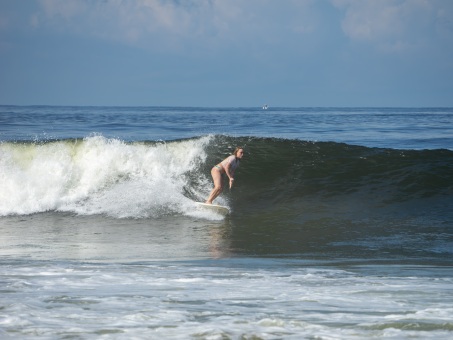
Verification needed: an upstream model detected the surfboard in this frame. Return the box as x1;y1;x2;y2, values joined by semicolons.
195;202;230;216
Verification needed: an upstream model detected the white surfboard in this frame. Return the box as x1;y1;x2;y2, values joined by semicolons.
195;202;230;216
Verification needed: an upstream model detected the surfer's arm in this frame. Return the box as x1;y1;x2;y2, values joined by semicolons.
224;164;235;188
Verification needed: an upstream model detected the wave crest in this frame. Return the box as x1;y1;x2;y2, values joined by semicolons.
1;135;452;220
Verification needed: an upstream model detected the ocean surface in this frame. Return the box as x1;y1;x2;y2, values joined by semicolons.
1;106;452;339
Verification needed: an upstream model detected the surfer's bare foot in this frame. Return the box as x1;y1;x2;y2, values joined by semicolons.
205;201;212;204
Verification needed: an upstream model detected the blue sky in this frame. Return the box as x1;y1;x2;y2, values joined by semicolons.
1;0;452;107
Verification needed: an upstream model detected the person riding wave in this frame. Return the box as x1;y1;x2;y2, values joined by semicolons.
205;147;244;204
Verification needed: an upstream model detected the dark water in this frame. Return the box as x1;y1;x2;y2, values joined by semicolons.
1;106;453;339
224;137;453;261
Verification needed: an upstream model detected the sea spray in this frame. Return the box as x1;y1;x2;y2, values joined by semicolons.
0;135;213;217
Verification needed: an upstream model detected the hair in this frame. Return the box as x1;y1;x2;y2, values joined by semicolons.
233;147;244;157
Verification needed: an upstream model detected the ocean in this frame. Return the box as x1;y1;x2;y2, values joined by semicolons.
1;106;452;339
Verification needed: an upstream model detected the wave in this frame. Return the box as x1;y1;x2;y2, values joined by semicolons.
234;136;453;210
1;135;453;222
0;135;214;218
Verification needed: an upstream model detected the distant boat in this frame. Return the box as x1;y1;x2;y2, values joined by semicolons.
262;104;268;110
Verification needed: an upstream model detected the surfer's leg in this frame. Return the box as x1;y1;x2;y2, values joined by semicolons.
206;167;223;204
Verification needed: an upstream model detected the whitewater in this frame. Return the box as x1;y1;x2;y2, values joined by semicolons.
0;136;215;218
1;106;453;339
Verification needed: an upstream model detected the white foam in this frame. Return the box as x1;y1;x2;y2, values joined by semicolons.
1;262;452;339
0;135;215;217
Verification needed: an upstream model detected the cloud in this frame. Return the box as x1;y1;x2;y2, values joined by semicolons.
31;0;244;47
30;0;453;56
332;0;453;52
38;0;88;19
30;0;317;52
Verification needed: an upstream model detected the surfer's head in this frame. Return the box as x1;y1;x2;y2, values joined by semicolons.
233;147;244;159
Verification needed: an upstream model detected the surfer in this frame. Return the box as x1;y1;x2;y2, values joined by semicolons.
205;147;244;204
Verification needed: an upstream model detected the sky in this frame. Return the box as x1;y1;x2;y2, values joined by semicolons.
0;0;452;107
